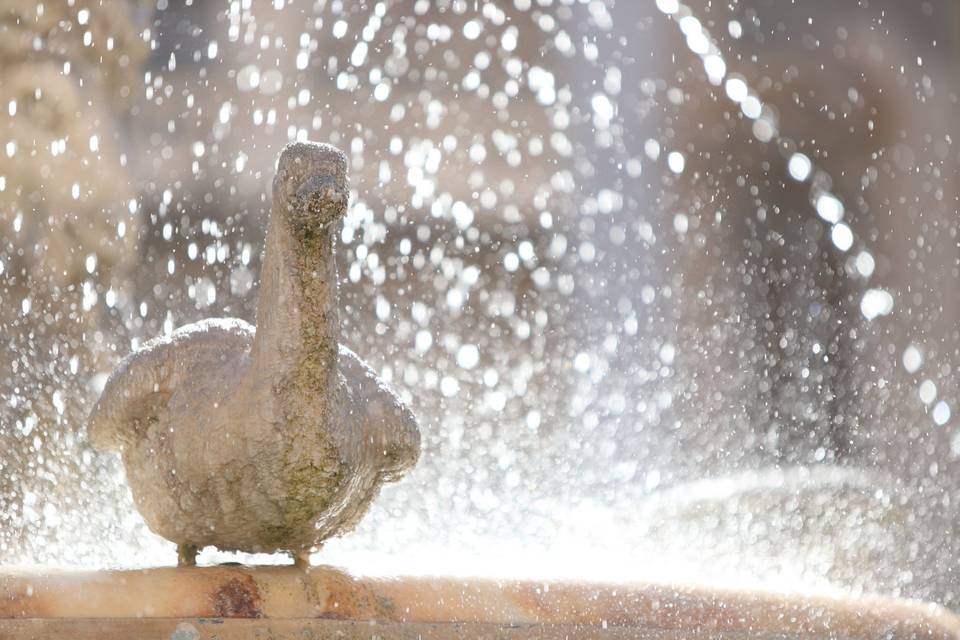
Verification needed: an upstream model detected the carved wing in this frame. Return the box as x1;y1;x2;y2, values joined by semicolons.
338;345;421;480
88;318;254;451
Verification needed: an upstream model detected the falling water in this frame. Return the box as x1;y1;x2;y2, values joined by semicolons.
2;0;960;611
658;0;943;428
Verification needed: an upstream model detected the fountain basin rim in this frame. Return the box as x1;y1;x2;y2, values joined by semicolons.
0;565;957;639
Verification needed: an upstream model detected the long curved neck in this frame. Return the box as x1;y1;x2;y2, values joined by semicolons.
252;196;339;399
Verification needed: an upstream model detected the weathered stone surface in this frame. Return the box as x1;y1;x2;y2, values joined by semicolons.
0;0;145;287
0;566;958;639
88;142;421;563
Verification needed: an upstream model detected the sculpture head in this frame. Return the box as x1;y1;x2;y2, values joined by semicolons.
273;142;349;236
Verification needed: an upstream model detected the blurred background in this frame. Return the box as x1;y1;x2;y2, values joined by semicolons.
3;0;960;610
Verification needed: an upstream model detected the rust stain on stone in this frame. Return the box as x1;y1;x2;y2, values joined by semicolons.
209;574;262;618
0;588;33;618
313;572;398;622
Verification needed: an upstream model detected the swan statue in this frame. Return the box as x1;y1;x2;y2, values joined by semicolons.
88;141;421;566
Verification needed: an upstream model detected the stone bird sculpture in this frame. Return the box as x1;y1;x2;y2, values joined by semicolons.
88;142;421;566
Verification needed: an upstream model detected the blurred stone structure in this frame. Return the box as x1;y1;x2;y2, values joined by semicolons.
0;1;148;562
0;0;144;286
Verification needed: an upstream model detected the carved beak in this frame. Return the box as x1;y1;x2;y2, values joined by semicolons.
274;141;349;233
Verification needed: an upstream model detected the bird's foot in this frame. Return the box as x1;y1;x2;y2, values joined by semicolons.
177;543;199;567
293;549;313;569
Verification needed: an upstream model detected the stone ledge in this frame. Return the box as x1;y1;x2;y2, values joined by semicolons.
0;566;957;639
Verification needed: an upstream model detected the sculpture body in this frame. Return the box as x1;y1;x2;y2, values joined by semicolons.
88;142;420;564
